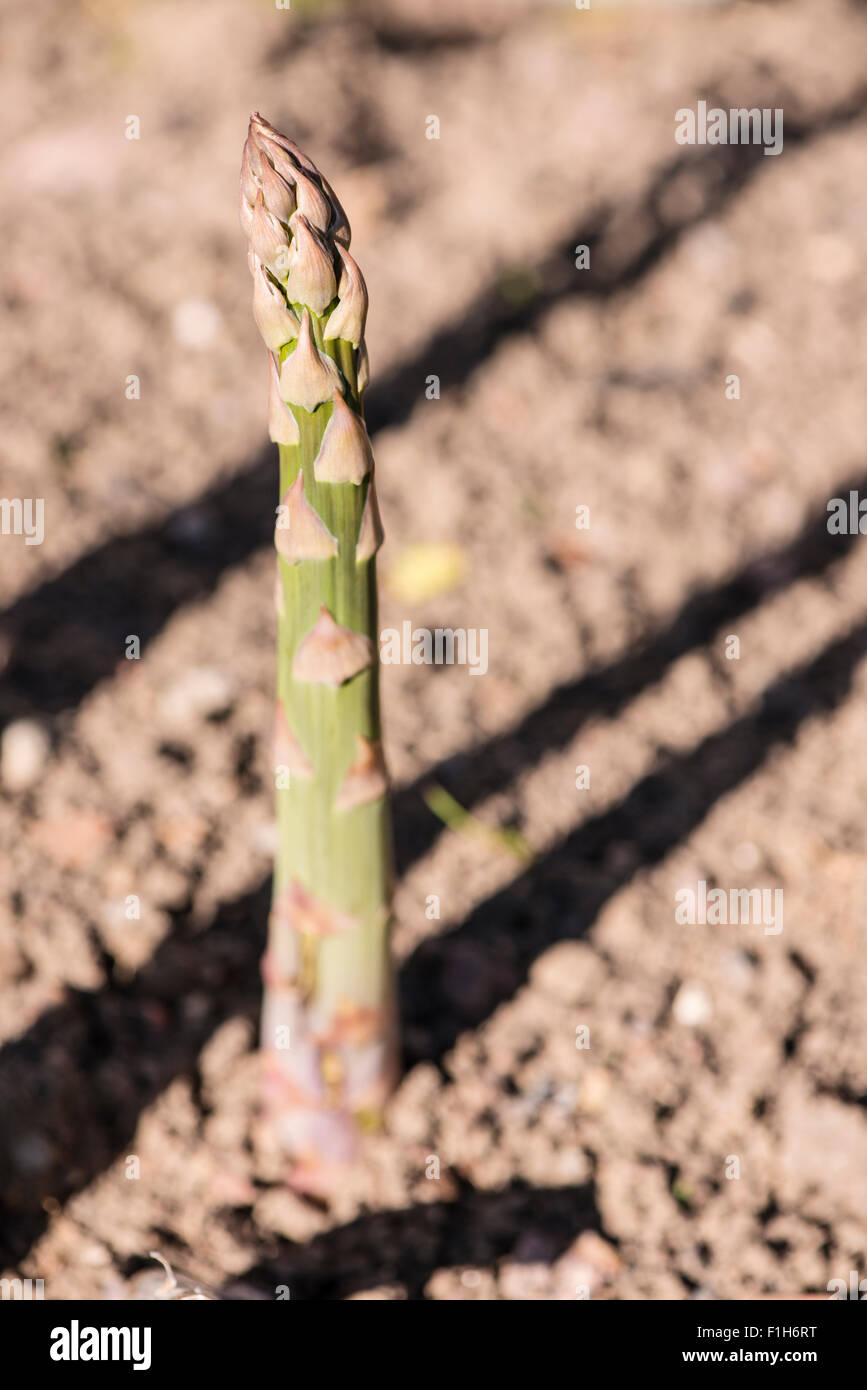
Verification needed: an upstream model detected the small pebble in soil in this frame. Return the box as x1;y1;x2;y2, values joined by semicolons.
172;298;221;348
552;1230;622;1299
577;1067;611;1114
249;820;278;855
672;981;712;1027
1;719;50;791
158;667;235;726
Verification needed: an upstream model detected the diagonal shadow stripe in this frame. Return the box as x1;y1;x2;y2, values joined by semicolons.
1;612;864;1270
392;479;867;875
399;618;867;1067
2;89;864;732
0;881;269;1270
369;88;867;437
221;1178;600;1300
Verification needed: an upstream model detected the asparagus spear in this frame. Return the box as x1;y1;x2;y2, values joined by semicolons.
241;113;394;1191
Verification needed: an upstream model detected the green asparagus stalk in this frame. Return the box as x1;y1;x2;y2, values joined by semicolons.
240;113;395;1192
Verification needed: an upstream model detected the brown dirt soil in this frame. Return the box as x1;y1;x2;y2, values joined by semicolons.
1;0;867;1299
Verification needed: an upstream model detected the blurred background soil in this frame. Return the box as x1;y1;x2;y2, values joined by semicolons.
1;0;867;1299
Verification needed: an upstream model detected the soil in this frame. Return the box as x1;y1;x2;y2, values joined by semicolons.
1;0;867;1299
